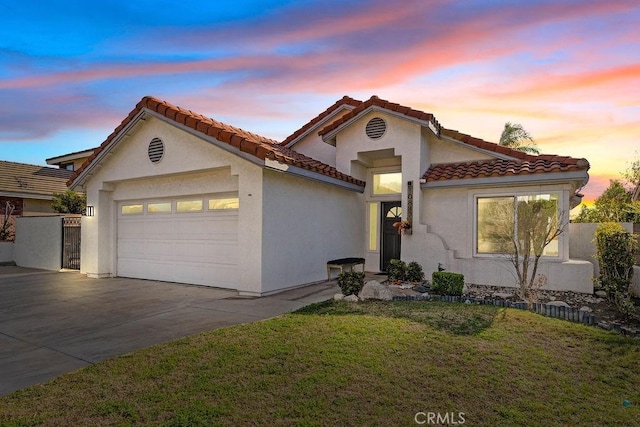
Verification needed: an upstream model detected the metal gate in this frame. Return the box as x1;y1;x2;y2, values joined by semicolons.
62;217;81;270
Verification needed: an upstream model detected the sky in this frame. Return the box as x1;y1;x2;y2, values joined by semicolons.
1;0;638;204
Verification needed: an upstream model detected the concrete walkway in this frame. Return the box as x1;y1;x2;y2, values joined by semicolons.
0;267;339;396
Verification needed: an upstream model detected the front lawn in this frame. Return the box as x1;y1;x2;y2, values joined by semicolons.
1;300;639;425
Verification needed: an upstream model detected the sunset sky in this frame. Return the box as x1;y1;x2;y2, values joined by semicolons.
1;0;638;204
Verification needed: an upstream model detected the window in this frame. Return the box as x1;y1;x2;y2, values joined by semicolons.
176;200;203;213
61;163;74;171
147;202;171;213
121;204;143;215
476;194;559;256
208;197;239;210
368;203;378;251
372;172;402;195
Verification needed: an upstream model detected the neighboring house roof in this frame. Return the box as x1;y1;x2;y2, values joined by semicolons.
280;95;362;147
0;160;73;199
46;147;97;166
68;96;365;189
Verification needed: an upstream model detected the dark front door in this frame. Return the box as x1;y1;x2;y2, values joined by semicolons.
381;201;402;271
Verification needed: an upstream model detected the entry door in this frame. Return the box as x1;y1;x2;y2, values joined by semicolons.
381;201;402;271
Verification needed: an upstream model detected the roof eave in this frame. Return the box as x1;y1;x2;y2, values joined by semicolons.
284;104;357;149
420;170;589;190
265;158;364;193
320;105;440;145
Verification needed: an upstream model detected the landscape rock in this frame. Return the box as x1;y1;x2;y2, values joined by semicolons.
493;292;515;300
333;293;345;301
579;306;593;312
344;294;359;302
359;281;393;301
546;300;570;308
595;290;607;298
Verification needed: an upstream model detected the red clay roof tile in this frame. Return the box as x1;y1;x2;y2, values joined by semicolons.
68;96;365;189
423;157;590;183
280;95;362;146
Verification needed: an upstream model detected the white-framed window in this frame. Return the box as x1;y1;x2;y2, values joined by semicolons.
476;193;560;257
368;202;378;251
176;200;203;213
208;197;239;210
121;204;143;215
147;202;172;214
372;172;402;195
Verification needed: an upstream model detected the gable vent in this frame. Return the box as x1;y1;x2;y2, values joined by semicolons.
365;117;386;139
148;138;164;163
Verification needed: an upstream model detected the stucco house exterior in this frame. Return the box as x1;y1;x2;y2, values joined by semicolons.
68;95;592;296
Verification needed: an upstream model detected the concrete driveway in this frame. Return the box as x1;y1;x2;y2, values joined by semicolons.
0;267;338;396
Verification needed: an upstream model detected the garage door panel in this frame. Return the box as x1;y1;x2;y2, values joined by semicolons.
117;197;240;289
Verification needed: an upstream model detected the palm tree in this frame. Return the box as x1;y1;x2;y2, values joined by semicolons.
499;122;540;155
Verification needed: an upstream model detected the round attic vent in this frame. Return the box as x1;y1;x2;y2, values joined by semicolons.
148;138;164;163
365;117;386;139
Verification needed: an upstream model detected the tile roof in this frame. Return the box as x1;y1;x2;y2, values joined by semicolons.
0;160;73;197
423;157;590;183
318;95;442;137
68;96;365;188
280;96;362;146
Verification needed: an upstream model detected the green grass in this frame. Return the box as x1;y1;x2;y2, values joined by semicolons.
1;300;639;426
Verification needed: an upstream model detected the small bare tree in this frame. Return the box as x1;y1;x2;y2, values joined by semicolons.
483;196;564;304
0;201;16;242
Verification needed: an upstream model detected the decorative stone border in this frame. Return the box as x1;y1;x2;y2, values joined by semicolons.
391;294;640;338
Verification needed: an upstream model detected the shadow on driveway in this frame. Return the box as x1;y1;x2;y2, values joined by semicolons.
0;268;338;396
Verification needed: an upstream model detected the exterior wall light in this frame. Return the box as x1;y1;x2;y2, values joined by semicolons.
85;205;95;217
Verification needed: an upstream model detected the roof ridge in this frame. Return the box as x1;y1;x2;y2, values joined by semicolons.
318;95;442;137
280;95;362;146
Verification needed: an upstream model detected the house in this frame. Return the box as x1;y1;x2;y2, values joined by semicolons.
0;161;73;216
46;147;96;171
68;95;592;296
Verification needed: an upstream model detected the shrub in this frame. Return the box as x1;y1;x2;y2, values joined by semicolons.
386;259;406;282
431;271;464;296
594;222;637;319
594;223;636;295
406;261;425;282
337;271;365;296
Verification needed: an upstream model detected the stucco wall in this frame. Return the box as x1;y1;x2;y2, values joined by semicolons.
430;136;493;164
569;222;634;274
261;169;364;294
409;184;593;293
14;216;62;270
77;114;266;294
0;242;13;263
23;198;55;214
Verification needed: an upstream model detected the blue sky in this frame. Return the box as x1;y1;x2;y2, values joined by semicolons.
1;0;639;202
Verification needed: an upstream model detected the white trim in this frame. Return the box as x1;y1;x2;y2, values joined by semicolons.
0;191;54;200
46;149;95;166
471;190;565;260
321;105;440;144
264;158;364;193
284;104;357;148
421;170;588;189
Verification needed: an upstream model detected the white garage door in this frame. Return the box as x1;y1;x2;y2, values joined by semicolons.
117;195;239;288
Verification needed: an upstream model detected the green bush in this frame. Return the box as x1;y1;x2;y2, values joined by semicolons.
337;271;365;296
387;259;406;282
594;222;637;319
406;261;425;282
594;223;636;295
431;271;464;296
